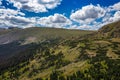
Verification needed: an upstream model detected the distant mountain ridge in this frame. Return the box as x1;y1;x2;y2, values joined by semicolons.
0;27;93;45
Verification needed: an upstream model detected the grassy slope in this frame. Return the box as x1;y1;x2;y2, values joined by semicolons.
0;27;93;57
0;27;94;73
98;20;120;38
0;21;120;80
0;36;120;80
0;29;11;35
0;27;94;45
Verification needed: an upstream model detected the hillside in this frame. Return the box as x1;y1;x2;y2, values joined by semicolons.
98;20;120;38
0;28;11;35
0;27;93;55
0;27;94;73
0;21;120;80
0;27;93;45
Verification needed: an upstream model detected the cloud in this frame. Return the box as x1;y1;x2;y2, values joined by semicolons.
69;21;102;30
108;11;120;22
0;8;25;16
0;8;71;29
70;4;106;24
109;2;120;11
102;1;120;25
0;8;35;28
69;2;120;30
38;13;72;28
8;0;62;13
1;1;120;30
4;16;35;28
69;25;92;30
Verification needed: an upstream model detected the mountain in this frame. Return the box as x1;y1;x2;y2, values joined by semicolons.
0;27;93;57
98;20;120;38
0;22;120;80
0;27;94;73
0;27;94;45
0;28;11;35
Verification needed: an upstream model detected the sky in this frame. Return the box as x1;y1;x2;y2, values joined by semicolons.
0;0;120;30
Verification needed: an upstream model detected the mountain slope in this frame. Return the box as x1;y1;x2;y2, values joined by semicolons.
0;27;94;56
98;20;120;38
0;27;94;75
0;27;94;45
0;22;120;80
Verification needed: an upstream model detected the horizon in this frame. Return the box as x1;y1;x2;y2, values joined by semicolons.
0;0;120;30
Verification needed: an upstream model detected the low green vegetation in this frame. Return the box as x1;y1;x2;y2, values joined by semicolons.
0;21;120;80
0;37;120;80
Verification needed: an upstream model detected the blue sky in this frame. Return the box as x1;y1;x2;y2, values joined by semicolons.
0;0;120;30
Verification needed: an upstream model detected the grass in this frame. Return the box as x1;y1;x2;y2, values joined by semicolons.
14;27;94;41
0;20;120;80
106;48;119;59
0;37;120;79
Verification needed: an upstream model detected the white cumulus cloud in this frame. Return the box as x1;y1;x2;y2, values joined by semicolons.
109;11;120;22
109;2;120;11
70;4;106;24
1;1;120;30
8;0;62;13
0;8;71;29
0;8;35;28
69;24;93;30
0;8;25;16
69;2;120;30
38;13;72;28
